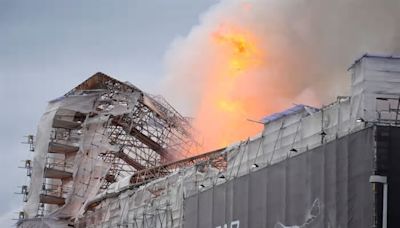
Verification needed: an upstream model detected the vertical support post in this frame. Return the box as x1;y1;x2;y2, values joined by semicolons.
370;175;388;228
395;97;400;125
383;182;388;228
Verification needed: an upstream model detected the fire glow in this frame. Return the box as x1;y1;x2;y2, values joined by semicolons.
192;26;265;150
162;0;398;155
213;28;261;74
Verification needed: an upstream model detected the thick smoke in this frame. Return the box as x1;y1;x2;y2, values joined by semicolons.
161;0;400;151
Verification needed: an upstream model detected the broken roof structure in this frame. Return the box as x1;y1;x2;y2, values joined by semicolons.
18;72;203;225
17;54;400;227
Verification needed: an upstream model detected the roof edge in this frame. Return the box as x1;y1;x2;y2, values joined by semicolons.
347;53;400;71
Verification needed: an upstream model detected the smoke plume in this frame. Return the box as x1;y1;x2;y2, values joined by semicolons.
161;0;400;151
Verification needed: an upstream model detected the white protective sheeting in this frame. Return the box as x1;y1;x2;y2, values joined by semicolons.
24;101;61;218
227;55;400;178
49;115;112;219
23;55;400;227
22;90;142;226
226;98;357;178
75;166;220;228
350;55;400;122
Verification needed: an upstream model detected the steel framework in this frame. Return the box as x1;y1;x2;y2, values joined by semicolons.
64;73;200;188
129;147;227;185
24;72;201;217
84;147;227;212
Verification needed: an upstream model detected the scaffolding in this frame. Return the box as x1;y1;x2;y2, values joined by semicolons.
65;73;200;188
20;73;201;223
17;54;400;228
129;147;226;186
76;147;228;228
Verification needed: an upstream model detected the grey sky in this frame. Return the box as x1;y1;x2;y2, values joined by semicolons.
0;0;216;226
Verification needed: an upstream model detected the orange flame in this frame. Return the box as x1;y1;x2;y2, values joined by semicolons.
193;25;265;151
212;27;261;75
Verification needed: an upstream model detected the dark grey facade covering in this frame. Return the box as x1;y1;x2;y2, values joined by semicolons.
183;127;377;228
375;126;400;228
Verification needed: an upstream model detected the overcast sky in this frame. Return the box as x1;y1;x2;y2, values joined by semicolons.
0;0;216;226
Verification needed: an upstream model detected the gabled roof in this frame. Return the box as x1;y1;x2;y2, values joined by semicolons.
64;72;142;96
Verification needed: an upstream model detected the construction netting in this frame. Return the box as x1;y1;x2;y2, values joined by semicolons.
75;166;222;228
19;56;400;227
20;73;200;227
183;127;375;228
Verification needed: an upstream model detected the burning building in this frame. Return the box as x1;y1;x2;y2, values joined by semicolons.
18;55;400;227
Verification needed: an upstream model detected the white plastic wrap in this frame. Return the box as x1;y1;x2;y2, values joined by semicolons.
24;101;61;218
22;56;400;227
226;98;356;177
350;55;400;122
75;166;219;228
22;90;142;225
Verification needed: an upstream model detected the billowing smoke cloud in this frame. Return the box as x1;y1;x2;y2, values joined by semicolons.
161;0;400;151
